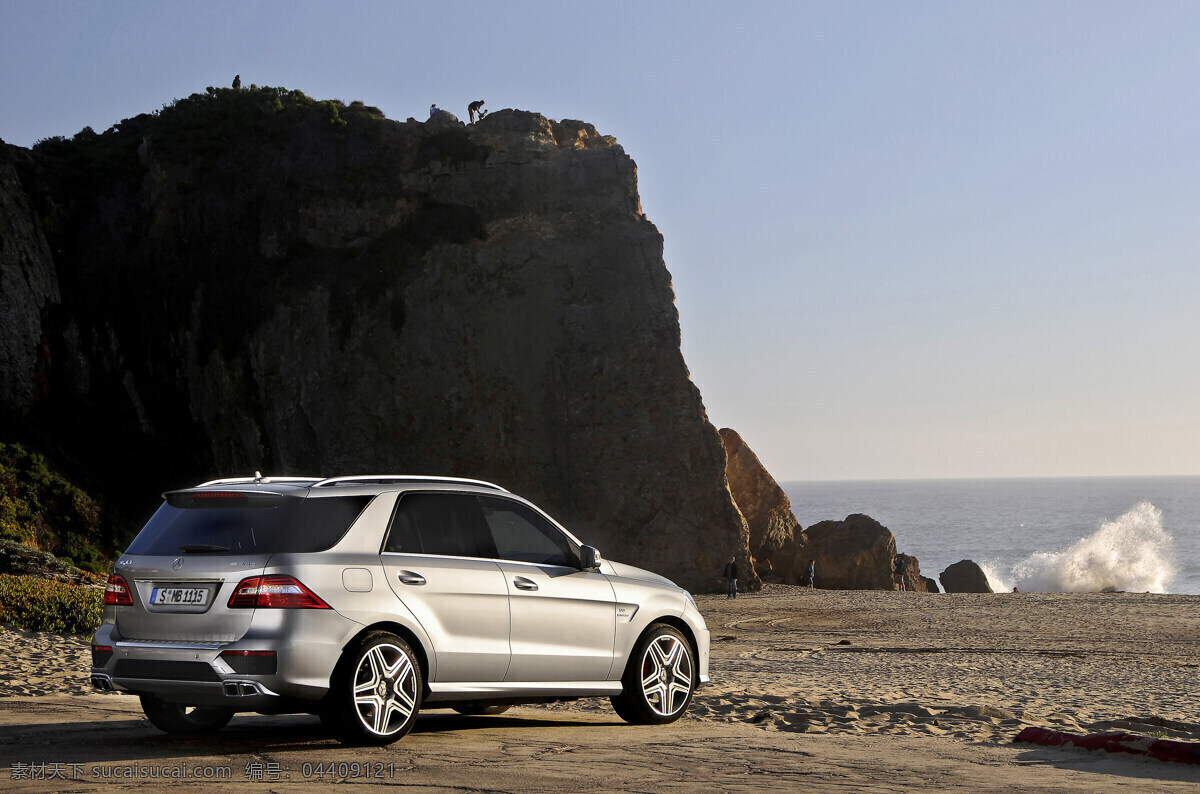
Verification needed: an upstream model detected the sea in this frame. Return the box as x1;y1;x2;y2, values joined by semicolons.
781;477;1200;595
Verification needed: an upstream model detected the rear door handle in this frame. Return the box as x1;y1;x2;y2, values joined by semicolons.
513;577;538;591
398;571;426;586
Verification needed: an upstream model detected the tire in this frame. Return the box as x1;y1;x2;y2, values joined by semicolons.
452;703;511;716
327;631;423;745
139;693;234;735
610;624;697;725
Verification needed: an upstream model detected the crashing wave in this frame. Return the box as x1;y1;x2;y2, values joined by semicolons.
983;502;1175;593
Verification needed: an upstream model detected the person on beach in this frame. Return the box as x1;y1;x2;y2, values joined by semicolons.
893;555;908;591
724;556;738;599
805;559;815;591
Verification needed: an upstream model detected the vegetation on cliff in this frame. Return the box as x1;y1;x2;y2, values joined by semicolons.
33;85;387;177
0;442;130;572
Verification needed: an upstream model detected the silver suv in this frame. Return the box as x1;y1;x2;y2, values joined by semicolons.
90;475;710;744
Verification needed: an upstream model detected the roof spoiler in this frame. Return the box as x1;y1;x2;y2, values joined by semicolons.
197;475;322;487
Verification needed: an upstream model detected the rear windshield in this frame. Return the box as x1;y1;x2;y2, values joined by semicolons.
126;494;373;555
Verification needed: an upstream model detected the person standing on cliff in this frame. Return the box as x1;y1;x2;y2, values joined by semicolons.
724;556;738;599
468;99;485;123
894;555;908;591
805;560;816;592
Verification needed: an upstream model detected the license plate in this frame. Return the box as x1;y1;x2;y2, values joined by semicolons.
150;587;209;606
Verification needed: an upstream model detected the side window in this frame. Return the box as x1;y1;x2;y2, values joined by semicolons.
478;496;577;568
383;493;495;558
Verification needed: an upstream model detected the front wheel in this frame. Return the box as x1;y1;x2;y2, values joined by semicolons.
327;631;423;745
139;694;234;735
611;624;696;725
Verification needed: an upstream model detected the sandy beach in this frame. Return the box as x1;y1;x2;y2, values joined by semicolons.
2;588;1199;790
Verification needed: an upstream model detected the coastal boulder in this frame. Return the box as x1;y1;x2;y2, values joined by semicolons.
804;514;898;590
719;427;803;585
941;560;994;593
894;553;928;593
922;576;941;594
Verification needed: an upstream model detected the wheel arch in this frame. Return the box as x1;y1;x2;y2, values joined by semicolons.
638;616;699;676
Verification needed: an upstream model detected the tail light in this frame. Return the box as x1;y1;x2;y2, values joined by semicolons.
104;574;134;606
227;575;330;609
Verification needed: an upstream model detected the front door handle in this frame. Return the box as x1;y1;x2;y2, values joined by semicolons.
513;577;538;591
398;571;426;586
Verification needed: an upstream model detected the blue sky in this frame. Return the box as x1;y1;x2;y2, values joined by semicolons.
3;1;1198;480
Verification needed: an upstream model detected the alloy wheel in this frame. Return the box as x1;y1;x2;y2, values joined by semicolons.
639;634;693;717
352;642;418;736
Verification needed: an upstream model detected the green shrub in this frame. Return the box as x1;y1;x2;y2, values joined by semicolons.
0;574;103;635
0;442;110;567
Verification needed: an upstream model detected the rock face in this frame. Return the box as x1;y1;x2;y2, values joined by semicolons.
804;514;928;591
0;144;59;417
718;428;801;586
940;560;994;593
922;575;941;594
0;89;746;592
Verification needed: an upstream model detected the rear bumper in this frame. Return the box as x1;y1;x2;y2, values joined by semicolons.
90;610;362;706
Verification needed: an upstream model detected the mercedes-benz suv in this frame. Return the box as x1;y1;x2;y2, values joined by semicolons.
90;475;710;744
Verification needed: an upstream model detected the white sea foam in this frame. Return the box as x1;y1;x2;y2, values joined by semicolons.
987;502;1175;593
978;560;1011;593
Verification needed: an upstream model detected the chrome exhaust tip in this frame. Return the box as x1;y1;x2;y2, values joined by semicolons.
222;680;278;697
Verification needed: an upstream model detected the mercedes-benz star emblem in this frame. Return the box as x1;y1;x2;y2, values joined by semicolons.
172;557;184;570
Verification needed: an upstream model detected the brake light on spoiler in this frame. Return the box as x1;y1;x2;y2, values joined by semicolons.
228;575;331;609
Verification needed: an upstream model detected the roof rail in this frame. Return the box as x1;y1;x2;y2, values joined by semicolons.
196;476;322;487
312;475;507;492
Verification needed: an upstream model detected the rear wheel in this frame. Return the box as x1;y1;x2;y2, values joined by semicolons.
139;694;234;735
327;631;423;745
452;703;511;716
611;624;696;725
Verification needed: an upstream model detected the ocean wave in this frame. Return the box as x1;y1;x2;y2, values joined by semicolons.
983;502;1175;593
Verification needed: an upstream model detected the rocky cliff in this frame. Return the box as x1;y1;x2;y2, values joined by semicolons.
719;428;932;591
0;146;58;415
0;87;747;591
720;427;799;585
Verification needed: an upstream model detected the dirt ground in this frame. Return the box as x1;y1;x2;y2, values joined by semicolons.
2;587;1198;791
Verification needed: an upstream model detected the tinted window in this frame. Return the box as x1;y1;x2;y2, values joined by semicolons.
478;496;577;567
383;493;496;558
126;494;371;555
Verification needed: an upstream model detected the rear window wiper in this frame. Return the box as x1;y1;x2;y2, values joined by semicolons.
178;543;233;553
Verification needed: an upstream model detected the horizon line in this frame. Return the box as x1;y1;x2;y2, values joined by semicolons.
779;473;1200;485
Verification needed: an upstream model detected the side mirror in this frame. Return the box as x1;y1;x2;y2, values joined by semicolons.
580;545;603;571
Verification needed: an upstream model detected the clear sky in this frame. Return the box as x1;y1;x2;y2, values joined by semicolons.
3;1;1198;481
